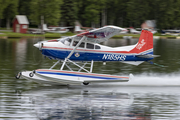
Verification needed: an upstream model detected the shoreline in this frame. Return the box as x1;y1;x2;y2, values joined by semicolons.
0;33;179;39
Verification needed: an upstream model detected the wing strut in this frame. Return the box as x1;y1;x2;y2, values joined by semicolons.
60;36;87;70
67;59;90;73
50;60;60;69
48;36;93;73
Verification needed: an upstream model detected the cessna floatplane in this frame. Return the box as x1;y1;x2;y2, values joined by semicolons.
16;25;157;85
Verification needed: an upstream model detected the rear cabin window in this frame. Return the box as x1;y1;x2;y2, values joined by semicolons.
95;45;100;49
87;43;94;49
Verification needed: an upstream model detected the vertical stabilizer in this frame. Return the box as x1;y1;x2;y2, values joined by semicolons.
75;25;82;32
43;24;49;31
130;30;153;54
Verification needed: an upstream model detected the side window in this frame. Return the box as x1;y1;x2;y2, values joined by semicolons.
79;42;85;48
73;41;78;46
72;41;85;48
87;43;94;49
95;45;101;49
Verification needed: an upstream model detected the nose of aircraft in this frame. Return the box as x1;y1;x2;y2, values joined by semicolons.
34;41;59;50
33;42;43;49
33;43;39;48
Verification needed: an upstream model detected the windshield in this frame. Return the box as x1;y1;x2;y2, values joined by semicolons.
60;37;72;46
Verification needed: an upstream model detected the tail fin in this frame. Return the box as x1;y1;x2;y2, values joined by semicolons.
75;25;82;32
130;30;153;54
43;24;49;31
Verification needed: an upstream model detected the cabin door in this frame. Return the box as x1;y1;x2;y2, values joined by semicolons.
72;41;86;60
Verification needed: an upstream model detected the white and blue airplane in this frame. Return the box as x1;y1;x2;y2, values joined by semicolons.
16;26;158;85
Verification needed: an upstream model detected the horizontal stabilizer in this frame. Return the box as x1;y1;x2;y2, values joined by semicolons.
136;54;160;58
120;61;144;66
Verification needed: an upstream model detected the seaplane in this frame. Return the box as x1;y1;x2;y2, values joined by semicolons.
43;24;72;34
16;25;157;85
129;27;141;34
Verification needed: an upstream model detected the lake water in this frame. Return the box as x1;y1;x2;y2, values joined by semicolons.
0;38;180;120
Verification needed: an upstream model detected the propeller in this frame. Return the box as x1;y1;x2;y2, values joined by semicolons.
33;42;43;49
32;36;45;65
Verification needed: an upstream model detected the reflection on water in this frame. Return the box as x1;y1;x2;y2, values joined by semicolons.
2;85;180;120
28;87;135;120
1;38;180;119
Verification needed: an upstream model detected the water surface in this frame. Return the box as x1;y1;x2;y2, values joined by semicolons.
0;38;180;120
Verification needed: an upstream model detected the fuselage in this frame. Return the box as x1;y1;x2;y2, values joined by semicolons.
40;38;153;62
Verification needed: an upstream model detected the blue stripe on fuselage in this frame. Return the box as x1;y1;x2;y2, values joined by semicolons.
37;71;121;80
41;49;153;61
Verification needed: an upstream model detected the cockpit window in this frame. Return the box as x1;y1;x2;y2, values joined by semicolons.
64;39;71;46
95;45;101;49
67;39;71;43
60;37;72;46
87;43;94;49
60;38;65;44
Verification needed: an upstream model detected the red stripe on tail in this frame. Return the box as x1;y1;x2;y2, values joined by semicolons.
130;30;153;53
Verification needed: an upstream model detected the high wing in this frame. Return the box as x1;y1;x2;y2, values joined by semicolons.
72;25;126;43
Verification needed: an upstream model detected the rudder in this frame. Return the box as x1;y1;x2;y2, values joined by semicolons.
130;30;153;54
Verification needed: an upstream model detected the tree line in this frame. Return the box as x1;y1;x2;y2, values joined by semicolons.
0;0;180;30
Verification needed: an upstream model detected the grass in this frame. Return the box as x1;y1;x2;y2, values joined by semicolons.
0;31;76;38
0;33;6;36
113;33;180;39
0;29;180;39
153;33;178;39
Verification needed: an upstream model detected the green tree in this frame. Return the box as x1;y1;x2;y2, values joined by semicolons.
75;0;103;27
1;0;180;30
0;0;11;19
18;0;32;16
30;0;62;26
106;0;128;27
126;0;151;28
74;0;86;26
155;0;180;29
83;2;100;27
0;0;11;27
172;0;180;29
3;0;19;29
60;0;76;26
